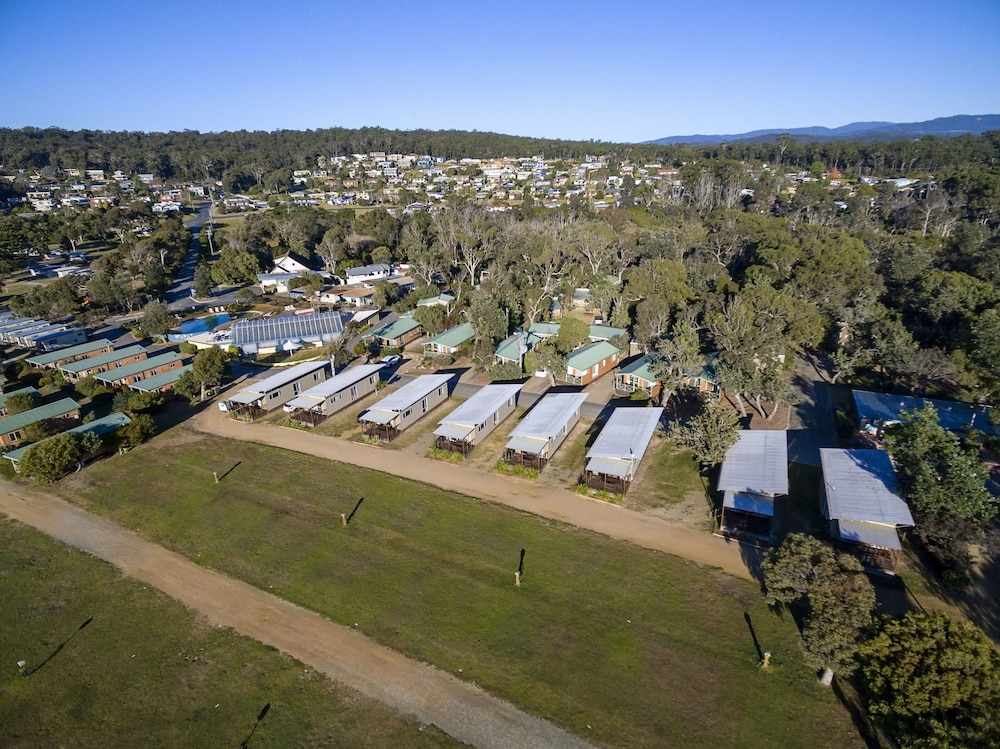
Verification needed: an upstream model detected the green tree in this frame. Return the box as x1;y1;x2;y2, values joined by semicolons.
667;395;741;468
193;261;214;298
21;420;54;445
859;612;1000;748
3;391;38;415
118;413;157;448
762;533;876;685
412;304;445;336
650;320;703;392
527;341;567;387
139;300;172;338
174;346;230;403
555;316;589;354
18;432;81;483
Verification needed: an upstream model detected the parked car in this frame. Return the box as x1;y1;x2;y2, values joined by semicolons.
379;354;402;366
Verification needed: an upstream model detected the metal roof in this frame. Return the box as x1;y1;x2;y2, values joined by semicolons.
494;332;542;362
370;317;421;341
230;312;344;347
27;339;113;366
587;407;663;461
566;341;620;371
94;352;183;383
617;355;658;384
0;397;79;432
425;322;475;349
853;389;994;434
507;392;588;444
130;364;192;392
723;491;776;517
820;448;914;526
0;386;39;409
436;384;522;429
433;423;474;441
3;412;132;463
283;363;384;410
59;346;145;373
717;430;789;495
359;374;454;421
836;519;902;550
234;360;330;397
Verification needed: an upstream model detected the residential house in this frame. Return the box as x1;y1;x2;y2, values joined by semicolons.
368;317;422;350
433;383;522;455
613;355;663;401
716;430;789;541
563;341;621;385
270;253;314;275
27;339;115;370
359;373;454;441
584;407;663;494
820;448;914;573
222;360;332;421
504;392;588;470
58;346;148;383
282;363;384;426
423;322;475;357
345;263;392;284
0;397;81;447
416;293;455;310
94;352;185;388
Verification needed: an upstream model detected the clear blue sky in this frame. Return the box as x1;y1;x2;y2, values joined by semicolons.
2;0;998;142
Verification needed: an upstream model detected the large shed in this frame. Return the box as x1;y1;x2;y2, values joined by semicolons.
359;373;454;441
230;312;345;357
820;448;914;572
283;363;385;426
584;407;664;494
716;430;788;540
504;392;588;470
223;360;331;421
433;383;522;455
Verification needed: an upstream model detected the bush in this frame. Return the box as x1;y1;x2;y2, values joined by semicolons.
179;342;198;355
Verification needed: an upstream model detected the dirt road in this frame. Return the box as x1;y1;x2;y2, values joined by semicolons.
190;406;754;581
0;484;593;749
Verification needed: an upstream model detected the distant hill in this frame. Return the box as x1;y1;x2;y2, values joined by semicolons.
644;114;1000;146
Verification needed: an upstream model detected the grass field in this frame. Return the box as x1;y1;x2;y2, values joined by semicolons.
46;427;866;748
0;521;458;748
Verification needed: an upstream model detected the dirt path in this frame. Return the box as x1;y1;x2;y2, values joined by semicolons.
0;484;593;749
191;406;754;581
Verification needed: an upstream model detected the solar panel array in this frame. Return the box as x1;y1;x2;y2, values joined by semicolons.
230;312;344;346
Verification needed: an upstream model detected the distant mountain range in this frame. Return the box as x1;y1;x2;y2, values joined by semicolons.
643;114;1000;146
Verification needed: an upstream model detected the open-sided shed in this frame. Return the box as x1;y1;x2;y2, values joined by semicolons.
584;407;664;494
820;448;914;572
504;392;588;470
282;363;385;425
433;383;522;455
359;373;454;441
716;430;788;540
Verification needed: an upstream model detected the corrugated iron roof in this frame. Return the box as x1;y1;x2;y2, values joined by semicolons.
717;430;789;495
820;448;913;526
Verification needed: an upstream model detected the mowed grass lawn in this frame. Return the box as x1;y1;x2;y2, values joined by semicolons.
54;429;864;748
0;521;458;748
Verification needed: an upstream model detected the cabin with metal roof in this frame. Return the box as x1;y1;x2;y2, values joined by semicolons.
94;352;185;388
3;412;132;471
368;317;422;350
0;386;39;417
613;355;663;401
716;430;788;541
283;363;384;426
27;339;114;370
128;364;193;394
584;407;663;494
853;389;996;436
563;341;621;385
504;392;588;470
223;360;332;421
494;332;542;367
433;383;522;455
0;397;81;447
423;322;475;356
358;373;454;441
58;345;148;382
229;312;345;357
820;448;914;572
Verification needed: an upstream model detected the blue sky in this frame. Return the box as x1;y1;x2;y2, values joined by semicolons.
2;0;998;142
